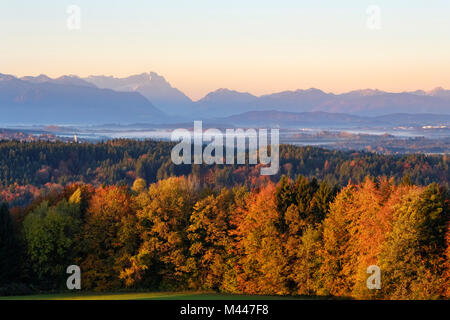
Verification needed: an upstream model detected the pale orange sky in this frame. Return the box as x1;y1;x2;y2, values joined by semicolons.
1;0;450;100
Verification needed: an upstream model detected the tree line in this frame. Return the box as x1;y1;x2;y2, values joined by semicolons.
0;140;448;206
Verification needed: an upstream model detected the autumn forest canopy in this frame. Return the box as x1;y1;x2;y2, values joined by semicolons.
0;139;449;299
0;139;448;206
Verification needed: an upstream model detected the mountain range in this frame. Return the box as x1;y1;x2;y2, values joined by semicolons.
192;88;450;118
0;73;164;124
0;71;449;125
85;72;193;117
81;73;450;118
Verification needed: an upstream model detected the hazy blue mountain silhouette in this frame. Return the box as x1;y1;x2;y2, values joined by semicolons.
1;71;450;125
81;72;450;118
85;72;193;116
193;88;259;117
21;74;96;88
0;74;165;124
195;88;450;117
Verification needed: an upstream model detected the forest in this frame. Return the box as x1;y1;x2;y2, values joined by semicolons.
0;140;449;299
0;175;448;299
0;139;448;206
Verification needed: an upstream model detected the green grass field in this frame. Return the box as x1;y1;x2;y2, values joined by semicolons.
0;292;313;300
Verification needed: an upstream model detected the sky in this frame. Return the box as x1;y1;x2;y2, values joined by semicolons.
1;0;450;100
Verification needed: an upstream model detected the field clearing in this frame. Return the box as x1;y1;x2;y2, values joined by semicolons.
0;292;311;300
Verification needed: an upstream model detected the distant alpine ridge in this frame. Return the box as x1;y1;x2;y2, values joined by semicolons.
0;73;165;124
0;71;449;124
82;73;450;118
85;72;193;116
192;87;450;118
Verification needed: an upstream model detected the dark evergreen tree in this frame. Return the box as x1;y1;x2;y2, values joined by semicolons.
275;175;295;214
309;181;336;224
0;202;20;285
